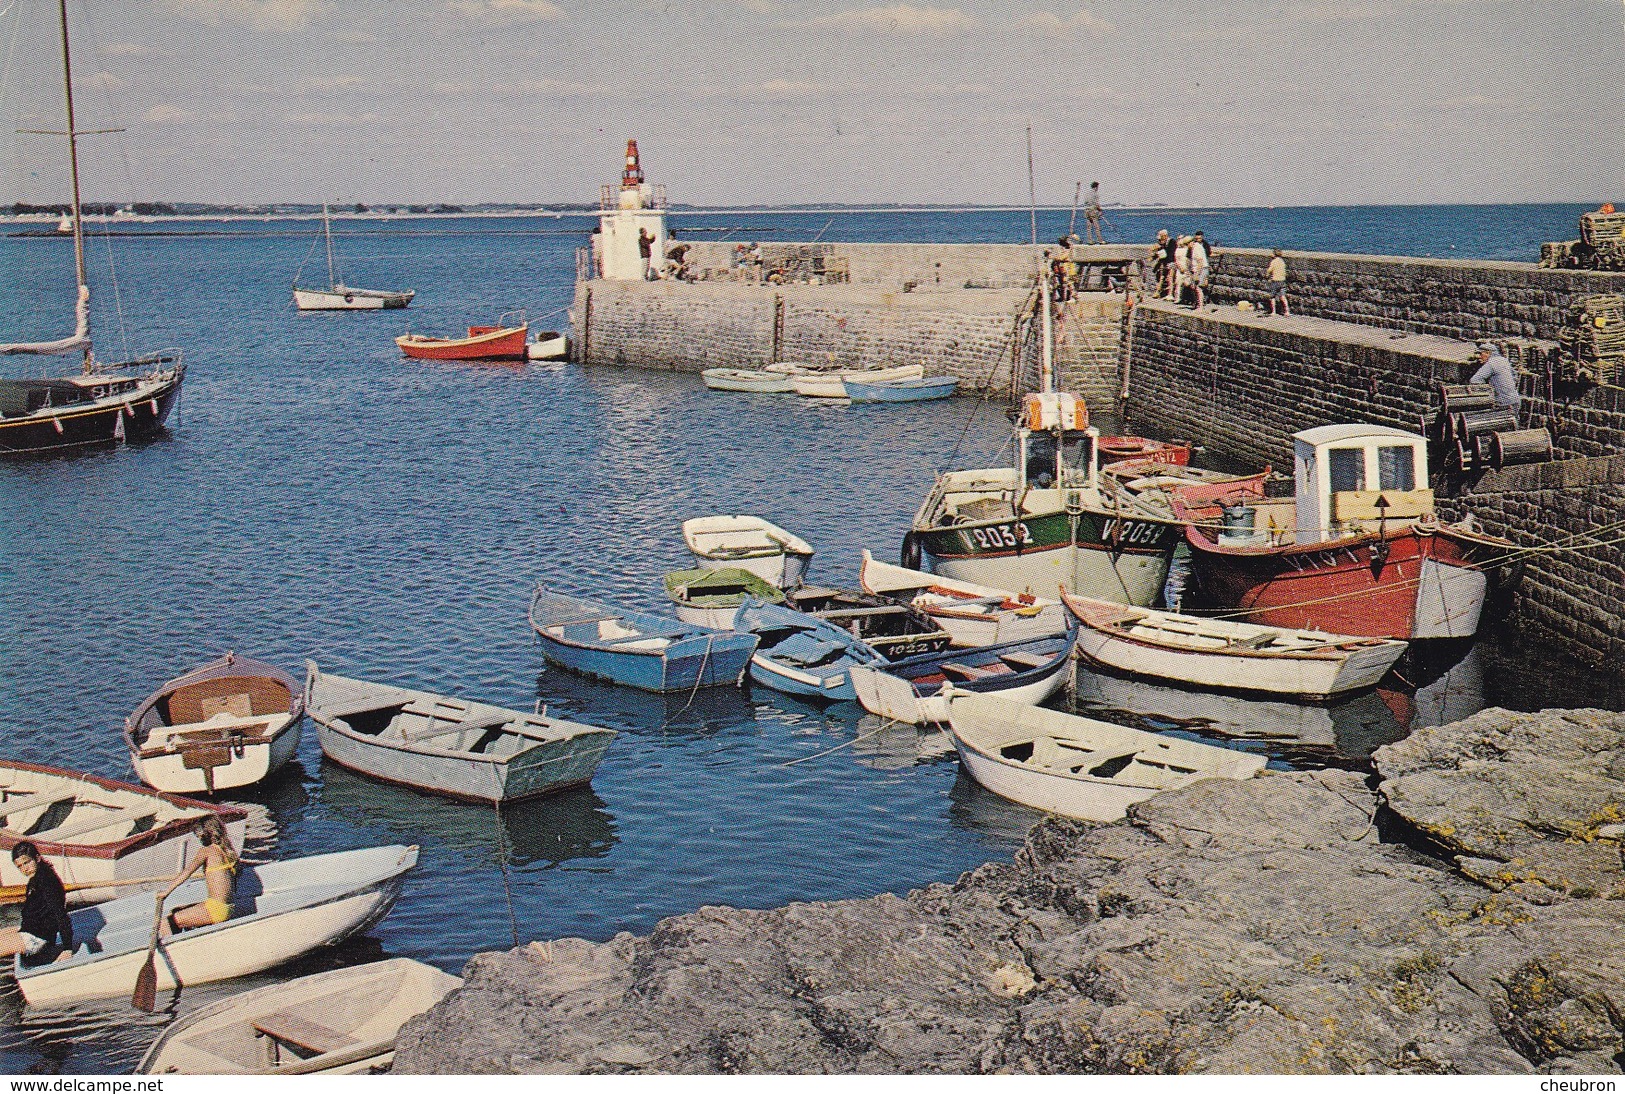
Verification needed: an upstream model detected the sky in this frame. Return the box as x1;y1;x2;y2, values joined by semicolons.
0;0;1620;207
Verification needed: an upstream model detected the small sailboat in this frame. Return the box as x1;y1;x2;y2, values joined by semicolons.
292;204;414;310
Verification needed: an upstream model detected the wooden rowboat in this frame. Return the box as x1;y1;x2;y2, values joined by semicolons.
14;844;418;1006
843;376;958;403
663;566;786;629
529;586;759;693
395;323;528;360
849;624;1078;725
681;515;815;589
124;652;303;795
732;597;885;702
138;958;461;1074
790;364;926;399
945;693;1267;822
0;764;246;905
701;368;792;393
526;330;569;360
1061;589;1408;701
305;662;616;803
858;550;1069;647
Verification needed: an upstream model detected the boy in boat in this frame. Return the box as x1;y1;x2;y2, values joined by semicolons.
0;842;73;963
157;816;237;936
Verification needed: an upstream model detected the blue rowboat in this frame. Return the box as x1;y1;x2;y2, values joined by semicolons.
528;586;758;692
843;376;959;403
849;621;1079;725
732;597;886;702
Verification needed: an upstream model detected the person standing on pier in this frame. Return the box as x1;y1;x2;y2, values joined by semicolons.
1188;233;1210;308
1152;230;1175;298
1470;341;1521;418
637;228;656;280
1266;248;1289;315
1084;181;1105;244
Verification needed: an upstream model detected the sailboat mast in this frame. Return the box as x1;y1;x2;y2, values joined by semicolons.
322;203;337;287
55;0;90;371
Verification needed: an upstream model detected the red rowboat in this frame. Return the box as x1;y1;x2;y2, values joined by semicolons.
1098;435;1191;465
395;324;528;361
1173;424;1521;641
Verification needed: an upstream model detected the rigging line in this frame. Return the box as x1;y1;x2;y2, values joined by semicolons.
939;283;1039;477
489;797;521;950
777;716;904;767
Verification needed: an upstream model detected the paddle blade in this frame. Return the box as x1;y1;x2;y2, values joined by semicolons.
132;951;158;1012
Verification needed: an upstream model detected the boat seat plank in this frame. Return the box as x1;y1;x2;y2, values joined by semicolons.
1228;631;1284;650
0;787;78;821
401;714;511;744
252;1011;359;1058
998;651;1052;669
940;662;997;681
26;802;162;842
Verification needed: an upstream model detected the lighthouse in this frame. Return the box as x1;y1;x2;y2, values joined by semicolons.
594;140;669;281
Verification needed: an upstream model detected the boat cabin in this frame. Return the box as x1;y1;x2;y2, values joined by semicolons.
1293;424;1434;545
1018;392;1099;492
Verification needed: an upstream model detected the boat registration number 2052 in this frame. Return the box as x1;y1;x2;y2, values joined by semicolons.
966;523;1033;551
1099;518;1166;547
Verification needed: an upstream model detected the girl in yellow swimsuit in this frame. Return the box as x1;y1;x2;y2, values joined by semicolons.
158;816;237;936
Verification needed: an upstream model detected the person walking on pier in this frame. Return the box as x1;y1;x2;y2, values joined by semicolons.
1470;341;1520;418
1084;181;1105;244
1266;248;1289;315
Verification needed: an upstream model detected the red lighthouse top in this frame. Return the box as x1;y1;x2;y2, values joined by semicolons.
621;140;644;189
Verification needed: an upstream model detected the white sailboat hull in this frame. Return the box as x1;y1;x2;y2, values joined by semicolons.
293;287;414;310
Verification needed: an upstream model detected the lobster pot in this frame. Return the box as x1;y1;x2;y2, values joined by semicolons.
1450;407;1517;443
1489;429;1553;469
1438;383;1496;416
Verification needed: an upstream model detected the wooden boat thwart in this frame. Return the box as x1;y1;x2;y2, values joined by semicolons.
859;550;1069;647
1061;589;1408;701
701;368;792;393
663;567;786;630
138;958;461;1075
395;324;528;360
945;693;1268;822
529;587;758;692
849;624;1078;725
14;844;419;1006
124;652;303;795
305;663;615;804
681;514;814;589
0;764;246;905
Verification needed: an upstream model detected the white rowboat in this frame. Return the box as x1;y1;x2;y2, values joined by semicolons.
138;957;461;1074
681;514;814;589
14;844;418;1006
859;550;1069;647
1061;589;1408;701
945;693;1267;822
790;364;925;399
701;368;792;393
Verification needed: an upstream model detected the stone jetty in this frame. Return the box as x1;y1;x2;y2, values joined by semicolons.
394;706;1625;1074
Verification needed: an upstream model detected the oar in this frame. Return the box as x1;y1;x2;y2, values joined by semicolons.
131;894;165;1013
0;874;173;905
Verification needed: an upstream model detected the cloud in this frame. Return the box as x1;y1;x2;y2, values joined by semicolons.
162;0;325;30
445;0;563;22
143;104;196;124
805;4;978;34
1016;9;1113;35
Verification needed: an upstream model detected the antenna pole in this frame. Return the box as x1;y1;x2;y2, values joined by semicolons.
1026;126;1037;245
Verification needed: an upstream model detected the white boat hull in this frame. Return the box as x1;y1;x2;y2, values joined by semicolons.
682;515;815;590
293;287;413;311
930;547;1167;609
859;552;1069;647
130;716;302;795
850;657;1071;725
951;733;1160;821
527;334;569;360
670;600;740;630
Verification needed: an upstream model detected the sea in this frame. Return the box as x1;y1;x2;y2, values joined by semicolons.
1;204;1620;1073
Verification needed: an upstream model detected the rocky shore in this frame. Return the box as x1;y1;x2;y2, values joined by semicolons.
395;707;1625;1074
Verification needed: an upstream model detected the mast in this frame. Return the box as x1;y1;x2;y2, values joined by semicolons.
1039;262;1054;393
1025;125;1037;245
322;203;338;288
56;0;90;371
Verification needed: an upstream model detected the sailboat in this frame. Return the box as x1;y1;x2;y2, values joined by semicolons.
292;203;414;310
0;0;185;457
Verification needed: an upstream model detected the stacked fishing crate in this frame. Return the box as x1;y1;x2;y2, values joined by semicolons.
1539;210;1625;271
1557;295;1625;386
1425;383;1552;476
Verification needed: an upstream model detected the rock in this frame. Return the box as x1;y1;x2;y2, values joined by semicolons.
395;708;1625;1075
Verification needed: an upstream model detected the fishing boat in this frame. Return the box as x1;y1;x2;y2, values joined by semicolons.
790;364;926;399
138;958;462;1075
13;844;419;1007
700;368;792;393
304;663;616;804
680;515;814;589
731;598;886;702
292;204;414;310
944;693;1268;822
1060;589;1408;701
528;587;758;692
395;315;528;360
782;584;955;662
1173;424;1523;640
848;625;1078;724
1101;459;1270;519
0;5;183;457
858;550;1069;646
124;653;304;795
844;376;959;403
526;330;569;360
663;566;786;629
1097;436;1191;465
0;764;246;905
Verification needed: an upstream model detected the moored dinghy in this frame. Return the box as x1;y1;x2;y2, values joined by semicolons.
732;597;885;702
681;515;814;589
529;586;758;692
701;368;792;393
849;623;1079;725
124;652;304;795
1060;589;1408;701
789;364;926;399
843;376;958;403
13;844;419;1006
663;566;786;629
859;550;1069;647
138;957;462;1074
0;764;246;905
945;692;1268;822
305;662;616;803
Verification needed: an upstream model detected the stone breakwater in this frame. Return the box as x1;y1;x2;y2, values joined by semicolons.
395;708;1625;1074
